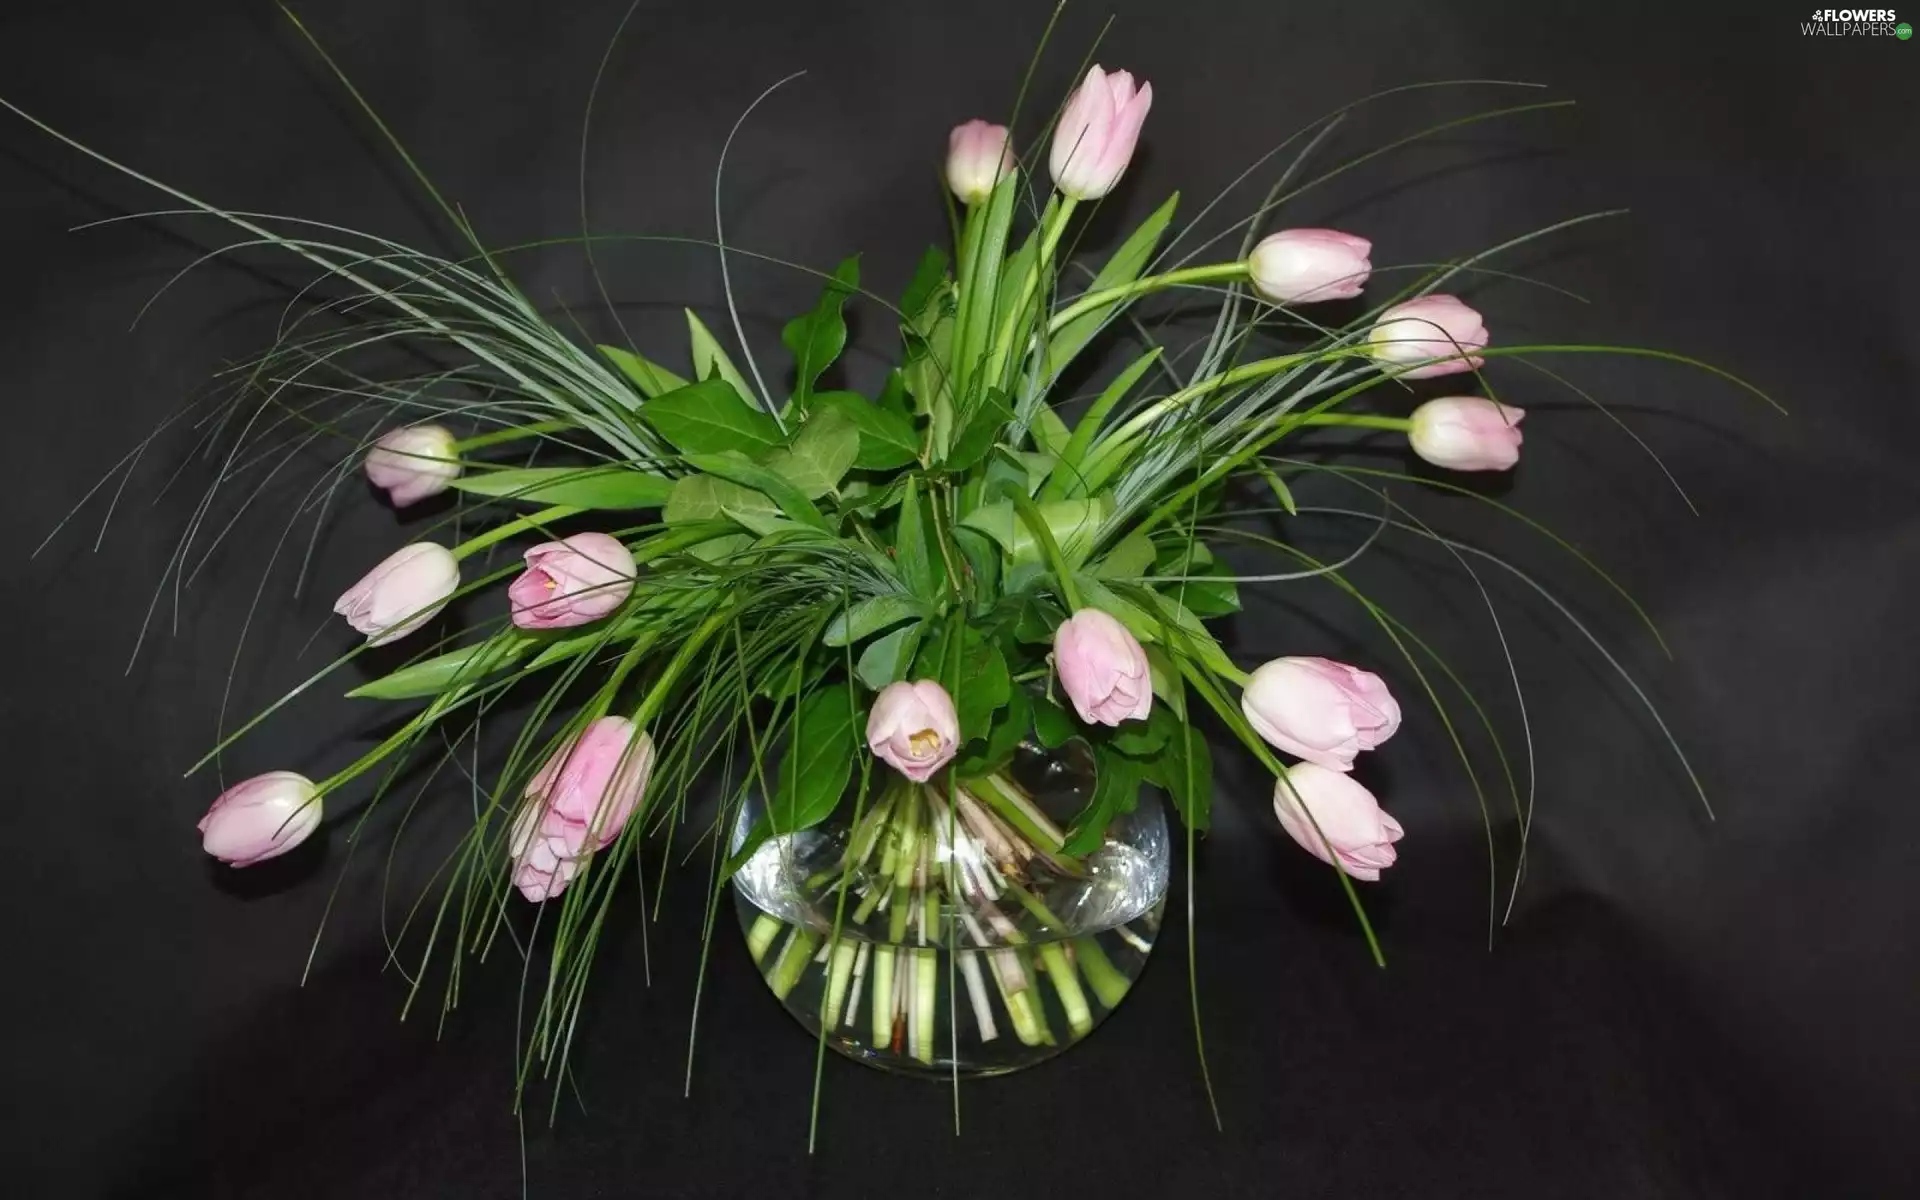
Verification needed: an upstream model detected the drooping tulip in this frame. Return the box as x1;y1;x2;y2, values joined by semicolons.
364;424;460;507
1242;656;1400;772
1408;397;1525;471
1048;65;1153;201
199;771;322;867
508;533;637;629
333;542;460;646
1272;764;1404;881
1248;229;1373;303
1367;294;1488;379
1054;608;1153;726
510;717;654;902
946;119;1015;204
866;680;961;782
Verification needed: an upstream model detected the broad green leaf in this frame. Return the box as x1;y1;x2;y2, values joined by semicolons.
726;685;862;872
903;313;955;453
943;388;1013;472
663;473;778;525
1160;541;1240;617
1044;191;1179;382
960;496;1110;567
856;621;922;690
952;173;1020;396
1014;593;1067;644
900;245;950;336
818;391;918;470
641;377;782;456
1144;645;1187;719
954;525;1001;614
875;368;912;418
763;406;859;498
893;475;939;600
823;593;926;647
1064;744;1143;855
682;450;830;531
1043;346;1163;500
1093;530;1156;581
917;623;1009;743
1161;718;1213;831
957;682;1031;776
1032;404;1073;458
598;344;688;399
781;255;859;411
1032;694;1076;748
1114;582;1238;679
685;309;759;410
1111;709;1169;757
346;635;534;700
451;465;672;510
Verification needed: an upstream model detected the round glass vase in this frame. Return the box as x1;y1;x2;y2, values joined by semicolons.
730;740;1169;1077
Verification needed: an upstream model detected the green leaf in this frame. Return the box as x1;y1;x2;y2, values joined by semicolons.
856;621;922;690
904;312;956;455
893;475;939;600
1111;710;1169;757
900;245;950;335
1161;718;1213;832
1144;645;1187;719
1043;346;1163;500
1064;745;1142;855
817;391;918;470
598;344;688;400
1093;530;1156;581
1161;541;1240;617
781;255;859;410
875;369;912;418
682;451;830;531
346;636;534;700
450;465;672;510
921;624;1009;743
943;388;1013;472
763;406;860;498
953;173;1020;394
641;377;782;456
954;525;1000;609
770;687;859;833
823;593;926;647
1044;191;1178;382
663;473;778;525
960;496;1110;567
1032;404;1073;458
957;683;1031;775
1014;594;1066;644
685;309;760;410
1032;694;1076;748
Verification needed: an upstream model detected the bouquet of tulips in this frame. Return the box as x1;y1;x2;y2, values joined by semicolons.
14;6;1763;1120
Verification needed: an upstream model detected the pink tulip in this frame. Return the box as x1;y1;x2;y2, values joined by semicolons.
1409;397;1525;471
198;771;322;867
866;680;961;782
507;533;637;629
1248;229;1373;303
1054;608;1153;726
1242;656;1400;772
1272;764;1404;881
946;119;1015;204
1048;65;1153;201
364;424;460;507
1368;294;1488;379
510;717;654;902
333;542;460;646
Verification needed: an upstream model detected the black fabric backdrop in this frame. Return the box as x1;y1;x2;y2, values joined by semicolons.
3;2;1915;1197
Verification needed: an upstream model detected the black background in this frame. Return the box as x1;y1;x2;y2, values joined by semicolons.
4;2;1916;1197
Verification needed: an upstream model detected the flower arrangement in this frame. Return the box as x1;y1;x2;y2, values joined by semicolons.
13;5;1772;1132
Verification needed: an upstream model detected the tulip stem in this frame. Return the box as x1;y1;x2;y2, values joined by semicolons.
1045;262;1250;336
451;419;576;452
1292;413;1411;433
448;504;581;562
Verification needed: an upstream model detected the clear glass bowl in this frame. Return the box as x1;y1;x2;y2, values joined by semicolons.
731;741;1169;1077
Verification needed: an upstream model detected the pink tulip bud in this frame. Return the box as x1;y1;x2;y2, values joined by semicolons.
507;533;637;629
364;424;460;507
1248;229;1373;303
1273;764;1404;881
1048;65;1153;201
866;680;961;782
333;542;460;646
199;771;322;867
1242;656;1401;772
1408;397;1525;471
511;717;654;902
1368;294;1488;379
1054;608;1153;726
946;119;1015;204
